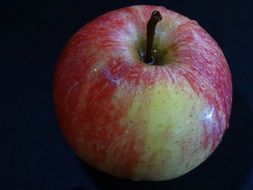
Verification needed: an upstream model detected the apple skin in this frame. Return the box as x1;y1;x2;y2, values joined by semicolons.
53;5;232;180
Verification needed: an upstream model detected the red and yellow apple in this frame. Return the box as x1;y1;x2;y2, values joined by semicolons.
53;5;232;180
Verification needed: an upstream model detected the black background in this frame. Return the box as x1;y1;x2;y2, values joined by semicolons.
2;0;253;189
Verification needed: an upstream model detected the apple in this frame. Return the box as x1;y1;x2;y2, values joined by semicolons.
53;5;232;180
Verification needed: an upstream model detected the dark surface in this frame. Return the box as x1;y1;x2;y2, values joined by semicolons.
2;1;253;189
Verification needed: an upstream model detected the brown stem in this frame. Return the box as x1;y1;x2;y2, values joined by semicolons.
144;10;162;64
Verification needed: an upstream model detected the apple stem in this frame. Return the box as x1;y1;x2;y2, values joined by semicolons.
144;10;162;64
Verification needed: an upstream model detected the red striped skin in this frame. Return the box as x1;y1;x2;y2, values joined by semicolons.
53;5;232;179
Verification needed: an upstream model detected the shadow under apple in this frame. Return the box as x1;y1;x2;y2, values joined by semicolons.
76;84;253;190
